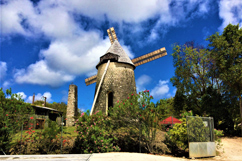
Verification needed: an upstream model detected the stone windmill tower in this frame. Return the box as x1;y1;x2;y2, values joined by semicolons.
85;27;167;115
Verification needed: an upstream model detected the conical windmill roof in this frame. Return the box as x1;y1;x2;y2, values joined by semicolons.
96;40;135;69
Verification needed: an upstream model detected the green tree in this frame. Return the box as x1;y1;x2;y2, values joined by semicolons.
170;42;222;115
207;24;242;135
156;97;175;117
170;41;239;135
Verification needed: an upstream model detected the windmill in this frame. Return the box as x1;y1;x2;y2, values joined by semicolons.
85;27;167;115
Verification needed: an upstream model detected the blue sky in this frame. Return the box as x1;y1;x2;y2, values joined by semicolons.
1;0;242;112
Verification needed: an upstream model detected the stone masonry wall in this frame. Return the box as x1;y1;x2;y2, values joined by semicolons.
93;62;136;115
66;84;78;127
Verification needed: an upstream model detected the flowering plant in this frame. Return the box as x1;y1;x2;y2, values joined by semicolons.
10;119;64;154
0;88;34;153
109;90;159;153
73;110;120;153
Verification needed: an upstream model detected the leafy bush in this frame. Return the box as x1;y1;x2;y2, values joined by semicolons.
187;117;210;142
10;119;65;154
164;112;191;153
165;111;224;155
109;90;166;154
0;88;34;154
73;110;120;153
214;129;224;150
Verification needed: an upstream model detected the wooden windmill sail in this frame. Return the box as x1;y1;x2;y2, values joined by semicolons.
86;27;167;115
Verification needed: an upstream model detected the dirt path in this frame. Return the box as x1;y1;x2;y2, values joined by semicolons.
161;137;242;161
215;137;242;160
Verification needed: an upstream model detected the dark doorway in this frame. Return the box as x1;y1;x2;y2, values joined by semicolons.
36;119;45;129
108;92;113;116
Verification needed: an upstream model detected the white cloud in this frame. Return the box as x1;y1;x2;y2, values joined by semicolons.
150;80;169;99
218;0;242;31
62;0;161;23
26;92;53;103
0;0;35;36
14;60;75;87
146;0;211;42
0;61;7;80
136;75;152;92
1;0;212;38
16;92;27;100
2;81;11;89
1;0;212;87
40;36;110;75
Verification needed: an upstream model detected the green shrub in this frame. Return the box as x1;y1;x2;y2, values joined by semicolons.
187;117;210;142
165;111;224;154
214;129;224;150
109;90;164;154
0;88;34;154
73;110;120;153
10;119;64;154
165;117;189;152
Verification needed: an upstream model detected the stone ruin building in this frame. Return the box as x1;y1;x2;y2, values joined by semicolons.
66;84;78;127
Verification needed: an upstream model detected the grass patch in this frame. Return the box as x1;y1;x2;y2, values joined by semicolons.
11;126;78;143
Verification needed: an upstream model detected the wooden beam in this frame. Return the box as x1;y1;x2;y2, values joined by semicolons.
90;60;110;115
107;27;118;44
85;75;97;86
134;52;167;67
132;47;166;63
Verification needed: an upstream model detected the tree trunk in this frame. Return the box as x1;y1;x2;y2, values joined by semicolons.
240;96;242;136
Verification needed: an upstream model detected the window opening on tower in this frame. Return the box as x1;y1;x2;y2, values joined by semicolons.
108;92;113;116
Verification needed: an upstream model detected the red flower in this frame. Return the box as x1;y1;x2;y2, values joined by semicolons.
30;116;34;119
131;94;134;96
6;114;8;116
37;123;39;125
32;130;35;133
131;103;132;105
65;118;67;120
127;97;129;99
150;95;153;98
63;139;67;143
142;105;145;107
147;90;150;92
117;100;119;103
